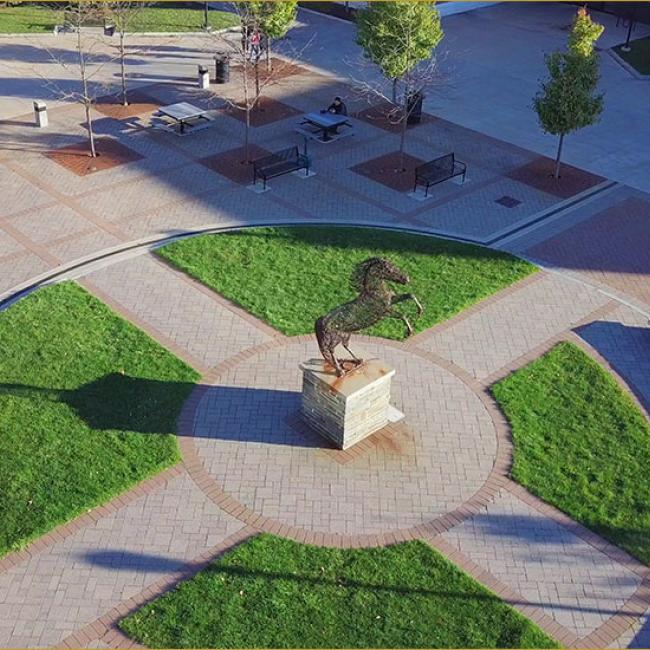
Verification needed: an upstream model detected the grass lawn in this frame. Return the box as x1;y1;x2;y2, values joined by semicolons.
614;36;650;75
120;534;558;648
0;5;237;34
157;227;535;339
0;282;198;556
492;342;650;566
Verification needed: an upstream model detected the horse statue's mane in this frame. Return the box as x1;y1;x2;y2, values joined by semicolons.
349;258;385;292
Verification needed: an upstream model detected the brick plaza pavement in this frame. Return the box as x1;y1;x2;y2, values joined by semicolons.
0;43;649;650
0;248;648;648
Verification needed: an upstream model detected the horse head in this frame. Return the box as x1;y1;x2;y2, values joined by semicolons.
350;258;410;292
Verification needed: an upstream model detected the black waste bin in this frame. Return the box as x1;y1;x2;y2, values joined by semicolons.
406;91;424;125
214;54;230;84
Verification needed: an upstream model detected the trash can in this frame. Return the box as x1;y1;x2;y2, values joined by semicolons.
214;54;230;84
33;101;48;128
406;92;424;125
198;65;209;89
103;24;115;37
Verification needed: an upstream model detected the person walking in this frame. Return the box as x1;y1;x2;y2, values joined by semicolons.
249;29;262;62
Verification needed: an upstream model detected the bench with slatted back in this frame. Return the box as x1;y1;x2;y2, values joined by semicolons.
414;153;467;197
253;146;310;190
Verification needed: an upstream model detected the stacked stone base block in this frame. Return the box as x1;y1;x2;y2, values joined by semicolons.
300;357;396;450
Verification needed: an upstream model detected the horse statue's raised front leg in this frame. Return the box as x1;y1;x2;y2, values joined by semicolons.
392;292;424;317
389;310;415;337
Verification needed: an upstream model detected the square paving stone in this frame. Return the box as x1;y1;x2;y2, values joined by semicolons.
353;100;435;134
200;144;271;184
94;90;161;119
507;156;605;199
229;57;316;83
45;137;144;176
221;96;302;127
350;150;426;193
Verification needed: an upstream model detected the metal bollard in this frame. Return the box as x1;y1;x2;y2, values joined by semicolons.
33;101;48;128
198;65;209;89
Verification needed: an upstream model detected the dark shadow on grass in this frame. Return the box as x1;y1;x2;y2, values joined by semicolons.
629;613;650;648
82;547;642;619
573;320;650;414
0;374;328;448
181;225;525;263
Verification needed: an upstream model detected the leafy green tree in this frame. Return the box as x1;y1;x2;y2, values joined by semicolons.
250;0;297;71
356;0;443;170
533;8;604;180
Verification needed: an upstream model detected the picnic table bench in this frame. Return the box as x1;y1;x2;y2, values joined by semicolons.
414;153;467;197
253;146;310;190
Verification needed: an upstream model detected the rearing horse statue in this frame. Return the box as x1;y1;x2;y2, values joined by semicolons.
315;258;423;376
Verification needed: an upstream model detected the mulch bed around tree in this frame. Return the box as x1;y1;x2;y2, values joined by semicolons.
350;150;426;193
45;137;144;176
222;95;302;127
229;57;314;83
353;101;434;134
94;90;161;119
506;156;605;199
200;144;271;184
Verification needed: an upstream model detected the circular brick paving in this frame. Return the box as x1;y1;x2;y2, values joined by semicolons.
185;337;499;537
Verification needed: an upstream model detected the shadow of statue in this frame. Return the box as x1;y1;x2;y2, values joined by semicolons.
0;374;328;447
0;373;194;435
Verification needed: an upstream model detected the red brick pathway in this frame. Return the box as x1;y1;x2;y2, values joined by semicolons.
527;197;650;309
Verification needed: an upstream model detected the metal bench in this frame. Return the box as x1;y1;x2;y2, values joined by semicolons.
414;153;467;197
253;146;309;190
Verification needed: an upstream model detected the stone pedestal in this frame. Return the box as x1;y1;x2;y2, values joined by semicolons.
300;357;396;450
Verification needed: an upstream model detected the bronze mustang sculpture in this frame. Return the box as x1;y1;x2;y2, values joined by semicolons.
315;257;423;376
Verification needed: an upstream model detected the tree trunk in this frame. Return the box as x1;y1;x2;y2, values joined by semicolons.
554;133;564;180
266;39;271;72
78;27;96;158
245;106;251;162
243;55;251;162
254;59;260;108
85;100;97;158
391;78;397;103
203;1;209;29
120;32;127;106
398;89;409;171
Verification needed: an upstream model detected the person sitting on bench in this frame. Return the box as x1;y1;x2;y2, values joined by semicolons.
321;97;348;116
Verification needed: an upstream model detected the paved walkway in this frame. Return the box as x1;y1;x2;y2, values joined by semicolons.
1;249;649;648
0;7;650;647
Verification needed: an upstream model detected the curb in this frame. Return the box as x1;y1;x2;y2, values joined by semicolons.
606;47;650;81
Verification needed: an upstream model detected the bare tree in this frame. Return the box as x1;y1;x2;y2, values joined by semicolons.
202;1;309;163
351;56;447;171
106;1;149;106
42;1;117;157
